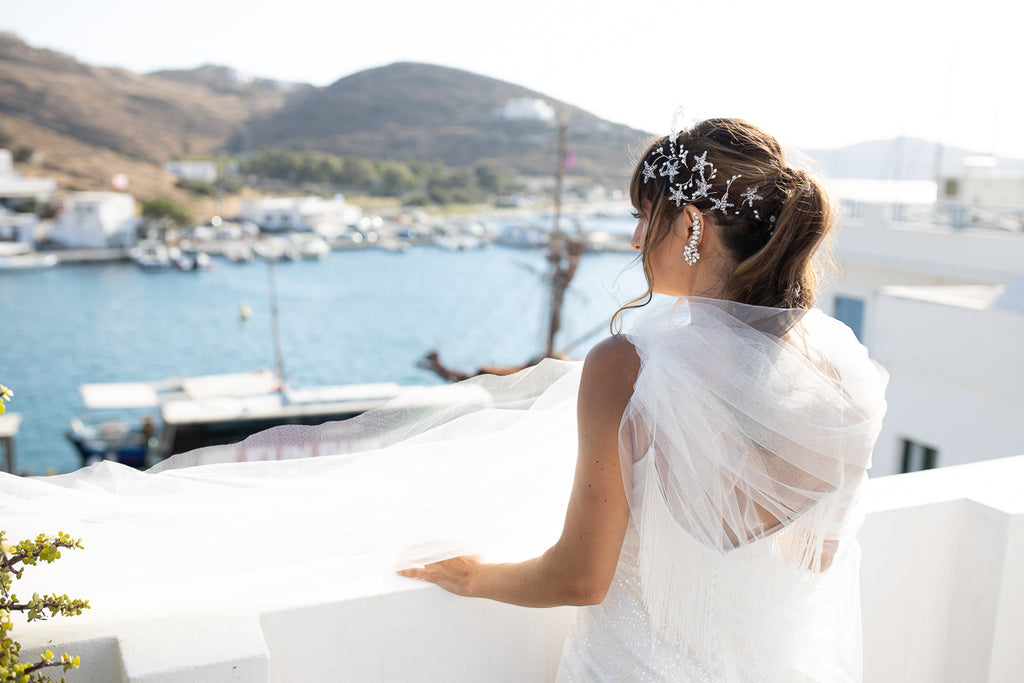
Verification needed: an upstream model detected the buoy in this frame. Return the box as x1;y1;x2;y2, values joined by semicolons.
239;300;252;321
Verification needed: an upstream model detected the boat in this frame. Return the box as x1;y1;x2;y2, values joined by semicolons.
66;371;394;467
66;369;491;467
296;234;331;260
253;237;301;262
223;243;254;263
0;242;59;270
130;240;173;270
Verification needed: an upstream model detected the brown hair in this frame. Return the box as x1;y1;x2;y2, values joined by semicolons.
614;118;836;328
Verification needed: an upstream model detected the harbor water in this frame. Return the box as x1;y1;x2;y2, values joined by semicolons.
0;242;645;475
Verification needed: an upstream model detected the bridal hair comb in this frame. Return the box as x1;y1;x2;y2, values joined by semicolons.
642;134;778;228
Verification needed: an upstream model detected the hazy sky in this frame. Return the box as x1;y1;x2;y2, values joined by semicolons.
4;0;1023;158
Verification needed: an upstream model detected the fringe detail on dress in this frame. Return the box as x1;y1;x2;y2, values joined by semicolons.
635;460;722;664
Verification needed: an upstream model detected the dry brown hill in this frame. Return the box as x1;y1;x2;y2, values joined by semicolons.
0;32;651;213
0;32;288;161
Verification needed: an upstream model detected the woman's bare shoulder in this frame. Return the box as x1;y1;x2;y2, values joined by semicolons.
581;335;641;398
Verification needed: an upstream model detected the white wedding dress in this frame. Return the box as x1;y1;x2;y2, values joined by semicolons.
557;297;887;681
0;296;885;682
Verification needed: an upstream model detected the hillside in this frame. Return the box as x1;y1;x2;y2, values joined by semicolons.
4;31;1020;218
0;33;287;163
0;34;649;209
244;62;648;183
0;32;294;211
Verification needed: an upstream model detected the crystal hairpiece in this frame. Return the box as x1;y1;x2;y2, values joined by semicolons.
642;136;777;229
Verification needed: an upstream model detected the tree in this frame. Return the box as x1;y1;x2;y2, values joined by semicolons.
375;162;418;197
141;197;191;227
473;161;513;194
338;156;377;189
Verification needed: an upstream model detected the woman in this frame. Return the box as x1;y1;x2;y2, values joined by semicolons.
400;118;889;681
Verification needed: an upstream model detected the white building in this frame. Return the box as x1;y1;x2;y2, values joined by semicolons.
818;201;1024;477
939;156;1024;210
0;209;38;246
240;196;362;237
0;148;57;204
163;160;219;183
496;97;556;123
48;192;138;249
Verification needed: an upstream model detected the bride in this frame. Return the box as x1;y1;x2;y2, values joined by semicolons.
0;118;886;682
399;118;888;681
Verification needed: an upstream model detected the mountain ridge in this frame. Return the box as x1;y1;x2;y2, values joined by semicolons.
2;32;1021;214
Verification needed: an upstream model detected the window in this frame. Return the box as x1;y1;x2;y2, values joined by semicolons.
834;296;865;341
901;439;938;473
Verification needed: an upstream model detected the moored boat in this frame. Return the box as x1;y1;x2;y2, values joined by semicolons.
0;243;59;270
66;370;487;468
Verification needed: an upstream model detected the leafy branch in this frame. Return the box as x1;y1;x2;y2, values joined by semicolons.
1;531;89;683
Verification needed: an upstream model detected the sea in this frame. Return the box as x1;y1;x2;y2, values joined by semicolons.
0;223;646;475
1;180;937;476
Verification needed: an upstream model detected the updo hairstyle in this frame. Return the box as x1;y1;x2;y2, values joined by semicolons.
623;118;836;315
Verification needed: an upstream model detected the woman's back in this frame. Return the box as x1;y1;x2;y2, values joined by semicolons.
559;297;887;682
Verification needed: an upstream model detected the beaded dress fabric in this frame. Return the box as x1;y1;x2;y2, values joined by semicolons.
557;297;888;682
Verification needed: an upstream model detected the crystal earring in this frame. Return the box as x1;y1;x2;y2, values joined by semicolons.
683;212;701;266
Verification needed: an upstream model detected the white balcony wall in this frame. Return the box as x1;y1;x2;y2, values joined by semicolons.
860;455;1024;683
11;455;1023;682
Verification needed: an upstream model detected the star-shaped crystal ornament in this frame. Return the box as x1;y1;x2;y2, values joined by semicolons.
668;186;689;206
740;187;763;207
660;159;680;181
691;151;713;175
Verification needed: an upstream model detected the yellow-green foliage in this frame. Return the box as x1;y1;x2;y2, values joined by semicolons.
0;385;11;416
1;531;89;683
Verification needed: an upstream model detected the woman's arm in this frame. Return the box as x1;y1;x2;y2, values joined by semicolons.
398;335;640;607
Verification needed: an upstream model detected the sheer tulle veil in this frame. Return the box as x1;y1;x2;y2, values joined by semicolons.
0;294;886;681
614;296;887;664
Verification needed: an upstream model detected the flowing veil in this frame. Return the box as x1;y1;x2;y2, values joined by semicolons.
2;295;886;682
0;357;585;621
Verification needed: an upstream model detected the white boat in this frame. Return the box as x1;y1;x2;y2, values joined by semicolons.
130;240;173;270
253;237;301;262
0;242;59;269
297;235;331;260
67;370;487;467
223;243;254;263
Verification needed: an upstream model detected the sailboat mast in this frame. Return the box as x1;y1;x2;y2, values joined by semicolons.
266;258;286;384
545;112;569;358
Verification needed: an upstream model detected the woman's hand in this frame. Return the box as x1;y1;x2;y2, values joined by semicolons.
396;336;638;608
398;555;485;597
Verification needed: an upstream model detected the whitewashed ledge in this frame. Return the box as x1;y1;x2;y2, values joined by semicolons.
860;454;1024;683
8;455;1023;683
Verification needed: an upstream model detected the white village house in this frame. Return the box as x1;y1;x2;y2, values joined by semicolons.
0;148;57;207
163;160;219;183
817;190;1024;477
239;195;363;238
47;192;138;249
0;149;57;246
